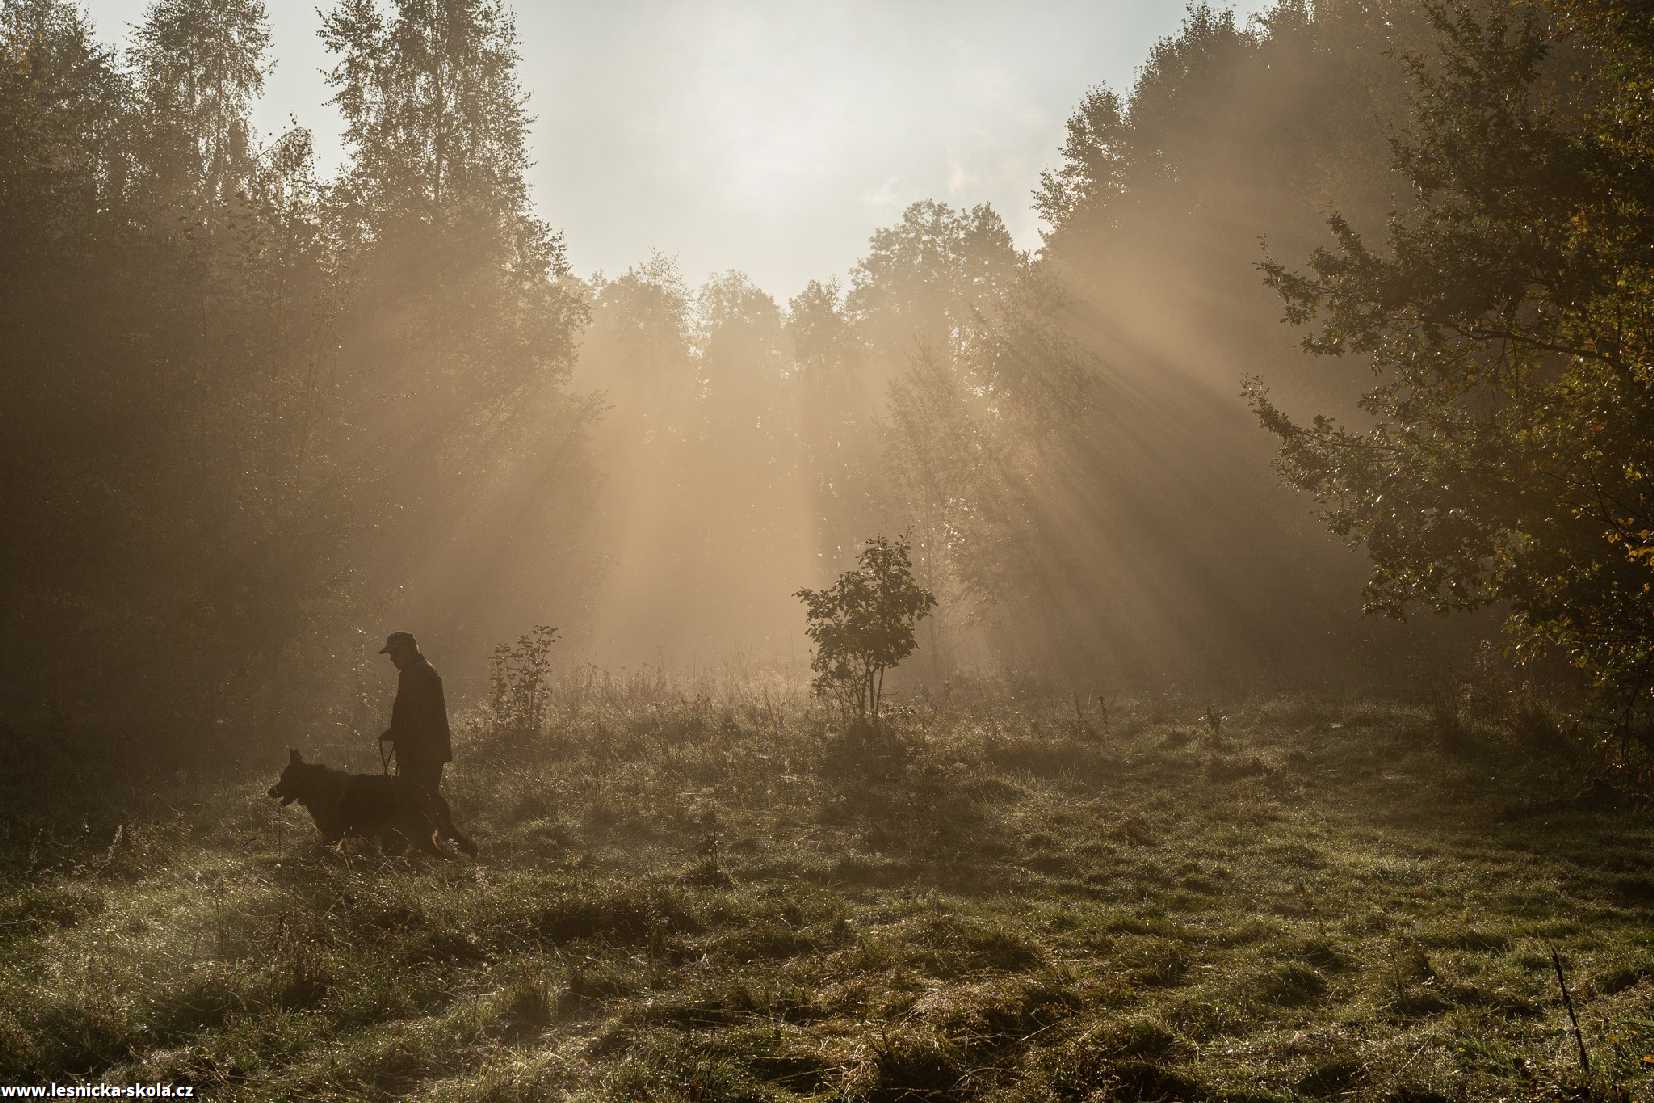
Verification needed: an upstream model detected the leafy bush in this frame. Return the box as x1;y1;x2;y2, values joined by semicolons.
487;625;560;738
795;536;937;722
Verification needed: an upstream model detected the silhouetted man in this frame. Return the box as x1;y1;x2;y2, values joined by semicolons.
378;631;476;855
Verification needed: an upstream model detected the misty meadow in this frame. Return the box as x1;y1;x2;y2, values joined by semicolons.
3;0;1654;1099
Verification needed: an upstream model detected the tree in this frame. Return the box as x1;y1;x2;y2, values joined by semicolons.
838;200;1028;664
0;0;352;745
319;0;582;410
795;536;936;722
129;0;270;206
322;0;546;236
1033;86;1129;238
319;0;593;668
0;0;602;780
983;0;1472;683
789;277;885;566
1247;2;1654;746
884;275;1098;617
847;199;1023;367
584;252;696;418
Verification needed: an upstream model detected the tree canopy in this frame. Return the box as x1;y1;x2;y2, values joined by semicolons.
1248;1;1654;734
10;0;1650;779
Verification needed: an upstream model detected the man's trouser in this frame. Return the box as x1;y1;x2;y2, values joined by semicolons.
398;750;460;841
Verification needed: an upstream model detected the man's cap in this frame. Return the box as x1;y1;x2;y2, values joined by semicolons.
379;631;417;654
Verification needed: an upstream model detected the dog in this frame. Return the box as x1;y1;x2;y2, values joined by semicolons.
267;748;475;858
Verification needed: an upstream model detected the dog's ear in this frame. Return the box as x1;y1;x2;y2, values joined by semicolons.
289;747;302;764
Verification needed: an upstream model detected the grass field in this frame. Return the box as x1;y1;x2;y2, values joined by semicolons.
3;679;1652;1101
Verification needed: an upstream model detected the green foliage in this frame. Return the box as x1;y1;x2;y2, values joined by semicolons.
0;0;593;766
487;625;559;738
319;0;594;665
846;199;1023;360
969;0;1455;682
1033;85;1129;234
129;0;270;205
0;0;351;746
795;536;936;721
321;0;553;255
1247;1;1654;757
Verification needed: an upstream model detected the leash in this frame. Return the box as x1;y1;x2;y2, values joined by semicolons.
379;736;397;777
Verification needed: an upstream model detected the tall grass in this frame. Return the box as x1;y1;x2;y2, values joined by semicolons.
1;677;1650;1100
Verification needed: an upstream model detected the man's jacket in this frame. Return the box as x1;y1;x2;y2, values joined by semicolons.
390;656;453;764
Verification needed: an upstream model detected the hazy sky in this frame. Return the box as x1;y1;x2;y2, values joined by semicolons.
82;0;1271;300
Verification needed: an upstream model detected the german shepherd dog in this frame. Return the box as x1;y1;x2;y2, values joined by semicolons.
267;749;474;858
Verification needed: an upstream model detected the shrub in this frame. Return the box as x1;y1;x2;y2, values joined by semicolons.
487;625;559;737
795;536;936;723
